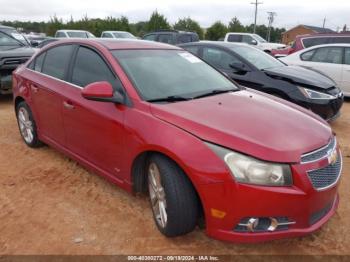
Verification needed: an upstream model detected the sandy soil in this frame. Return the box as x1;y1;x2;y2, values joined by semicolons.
0;94;349;255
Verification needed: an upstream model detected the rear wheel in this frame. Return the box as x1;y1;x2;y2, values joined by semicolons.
147;154;199;237
16;101;43;148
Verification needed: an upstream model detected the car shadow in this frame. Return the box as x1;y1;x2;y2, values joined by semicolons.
0;94;13;103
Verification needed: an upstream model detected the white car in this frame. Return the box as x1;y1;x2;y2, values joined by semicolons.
224;33;286;52
55;30;95;38
280;44;350;97
101;31;136;39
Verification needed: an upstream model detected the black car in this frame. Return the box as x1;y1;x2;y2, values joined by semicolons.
143;30;199;45
0;25;35;95
179;41;344;121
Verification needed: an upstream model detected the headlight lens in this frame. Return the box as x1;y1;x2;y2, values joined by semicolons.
298;87;336;100
206;143;293;186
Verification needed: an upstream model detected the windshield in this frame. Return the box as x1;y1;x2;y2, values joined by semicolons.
253;34;267;43
231;45;284;70
112;50;238;101
67;31;88;38
0;29;28;46
112;32;135;39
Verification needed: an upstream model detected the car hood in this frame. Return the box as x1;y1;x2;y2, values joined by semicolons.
263;65;335;89
0;46;35;57
260;43;286;49
150;90;332;163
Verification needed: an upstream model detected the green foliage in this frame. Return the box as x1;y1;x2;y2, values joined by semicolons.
147;10;171;32
205;21;228;40
228;17;246;33
0;14;285;42
174;17;204;39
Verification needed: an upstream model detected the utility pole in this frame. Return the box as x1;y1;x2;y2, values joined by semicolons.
266;12;277;42
322;17;326;28
251;0;263;34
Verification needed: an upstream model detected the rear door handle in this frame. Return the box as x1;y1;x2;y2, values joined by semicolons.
63;101;75;110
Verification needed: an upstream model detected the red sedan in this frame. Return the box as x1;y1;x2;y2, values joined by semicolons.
12;39;342;243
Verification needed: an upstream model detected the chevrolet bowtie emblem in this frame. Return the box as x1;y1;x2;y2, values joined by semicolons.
327;149;338;166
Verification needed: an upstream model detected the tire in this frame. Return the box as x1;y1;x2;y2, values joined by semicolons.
16;101;43;148
147;154;199;237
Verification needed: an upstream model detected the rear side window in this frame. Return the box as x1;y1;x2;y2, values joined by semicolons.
329;37;350;44
42;45;74;80
310;47;343;64
34;52;46;72
345;48;350;65
177;34;193;44
71;46;121;90
158;34;174;44
302;37;330;48
143;34;157;41
227;34;242;42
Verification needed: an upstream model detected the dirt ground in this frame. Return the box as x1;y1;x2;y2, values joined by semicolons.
0;94;349;255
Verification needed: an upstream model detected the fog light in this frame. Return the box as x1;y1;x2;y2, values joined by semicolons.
234;217;295;232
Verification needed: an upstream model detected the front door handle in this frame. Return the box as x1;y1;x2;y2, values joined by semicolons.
63;101;75;110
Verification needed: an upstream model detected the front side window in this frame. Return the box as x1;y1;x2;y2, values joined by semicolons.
344;48;350;65
56;32;67;38
102;33;113;38
72;46;121;90
112;50;238;101
242;35;254;44
183;46;200;56
300;49;316;61
230;45;284;70
42;45;75;80
177;34;193;44
311;47;343;64
253;34;267;43
202;47;241;70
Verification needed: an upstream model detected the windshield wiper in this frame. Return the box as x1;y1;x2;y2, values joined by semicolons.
147;95;190;103
192;89;237;99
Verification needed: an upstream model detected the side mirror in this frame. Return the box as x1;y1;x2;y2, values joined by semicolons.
82;81;124;104
30;40;39;47
250;39;258;45
229;62;249;72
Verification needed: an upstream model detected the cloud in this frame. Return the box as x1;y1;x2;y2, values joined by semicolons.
0;0;348;30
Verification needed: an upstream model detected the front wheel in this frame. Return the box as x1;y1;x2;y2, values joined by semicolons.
147;154;199;237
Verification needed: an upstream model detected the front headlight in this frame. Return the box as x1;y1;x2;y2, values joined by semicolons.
206;143;293;186
298;87;336;100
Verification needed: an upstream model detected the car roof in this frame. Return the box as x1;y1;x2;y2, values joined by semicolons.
180;41;250;48
56;30;89;32
46;39;181;50
297;33;350;39
226;32;255;35
0;25;15;30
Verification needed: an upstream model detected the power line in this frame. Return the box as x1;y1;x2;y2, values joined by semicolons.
250;0;263;34
266;11;277;42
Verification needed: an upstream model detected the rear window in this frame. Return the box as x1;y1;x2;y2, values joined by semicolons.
329;37;350;44
42;45;75;80
178;34;195;44
158;34;174;44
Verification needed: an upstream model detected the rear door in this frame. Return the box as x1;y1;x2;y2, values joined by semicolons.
28;44;75;146
299;46;344;86
62;45;127;180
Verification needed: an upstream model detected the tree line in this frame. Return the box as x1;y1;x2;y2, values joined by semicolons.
1;11;286;42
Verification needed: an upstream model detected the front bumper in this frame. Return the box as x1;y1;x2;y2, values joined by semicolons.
197;148;341;243
0;70;13;95
306;96;344;121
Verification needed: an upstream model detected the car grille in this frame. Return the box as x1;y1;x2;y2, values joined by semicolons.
301;137;336;163
307;155;342;190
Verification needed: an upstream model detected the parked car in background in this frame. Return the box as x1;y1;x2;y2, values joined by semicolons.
224;32;286;52
101;31;136;39
0;25;35;95
180;41;343;121
37;38;58;48
280;44;350;97
55;30;95;38
143;30;199;45
271;33;350;58
13;39;342;243
24;34;50;47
